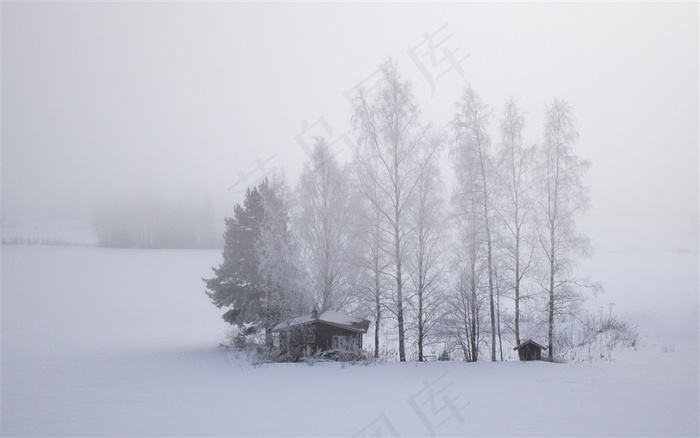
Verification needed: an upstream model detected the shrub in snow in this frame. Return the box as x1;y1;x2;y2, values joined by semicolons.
553;305;639;363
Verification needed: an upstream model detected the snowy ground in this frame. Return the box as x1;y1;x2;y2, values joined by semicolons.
2;245;698;436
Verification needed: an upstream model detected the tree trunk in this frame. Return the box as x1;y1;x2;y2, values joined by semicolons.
394;149;406;363
374;300;380;359
394;209;406;361
396;247;406;362
514;227;521;347
485;203;496;362
374;250;381;359
469;260;478;362
548;230;555;360
497;286;503;361
477;140;496;362
418;285;424;361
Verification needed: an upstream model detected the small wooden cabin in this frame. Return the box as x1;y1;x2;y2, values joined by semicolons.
513;339;547;361
273;309;370;360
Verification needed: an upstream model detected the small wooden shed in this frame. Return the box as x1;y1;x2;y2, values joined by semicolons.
513;339;547;361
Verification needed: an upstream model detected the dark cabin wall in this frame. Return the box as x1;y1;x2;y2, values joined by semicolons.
281;321;363;355
311;322;362;350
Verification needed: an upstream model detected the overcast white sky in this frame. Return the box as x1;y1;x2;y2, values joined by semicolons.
3;2;698;252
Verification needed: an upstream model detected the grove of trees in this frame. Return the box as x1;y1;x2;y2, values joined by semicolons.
94;192;220;249
204;58;596;362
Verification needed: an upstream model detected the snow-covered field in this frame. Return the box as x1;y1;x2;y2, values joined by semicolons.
2;245;698;436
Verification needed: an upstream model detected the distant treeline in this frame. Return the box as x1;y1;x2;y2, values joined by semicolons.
94;193;221;249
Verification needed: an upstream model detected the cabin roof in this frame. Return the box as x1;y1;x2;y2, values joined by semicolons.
513;339;548;351
273;310;370;334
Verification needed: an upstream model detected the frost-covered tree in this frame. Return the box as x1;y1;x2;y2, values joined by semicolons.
203;183;265;327
296;138;357;311
495;98;537;347
257;172;309;344
536;99;597;359
351;59;441;362
352;160;392;359
444;258;487;362
410;157;447;361
444;138;487;362
451;84;499;361
204;175;308;343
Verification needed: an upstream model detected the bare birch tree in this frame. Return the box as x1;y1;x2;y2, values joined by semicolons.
352;161;392;358
410;155;447;361
296;138;357;311
451;84;499;361
443;220;486;362
445;119;487;363
537;99;597;359
351;59;440;362
495;97;537;347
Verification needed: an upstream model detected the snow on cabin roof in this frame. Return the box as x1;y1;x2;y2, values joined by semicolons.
513;339;548;351
273;310;370;333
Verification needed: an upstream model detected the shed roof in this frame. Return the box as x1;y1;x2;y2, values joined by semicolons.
273;310;370;334
513;339;548;351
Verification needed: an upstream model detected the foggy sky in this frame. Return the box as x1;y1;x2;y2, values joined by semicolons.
3;2;698;252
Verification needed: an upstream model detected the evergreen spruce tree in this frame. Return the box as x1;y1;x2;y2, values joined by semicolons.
203;181;267;327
